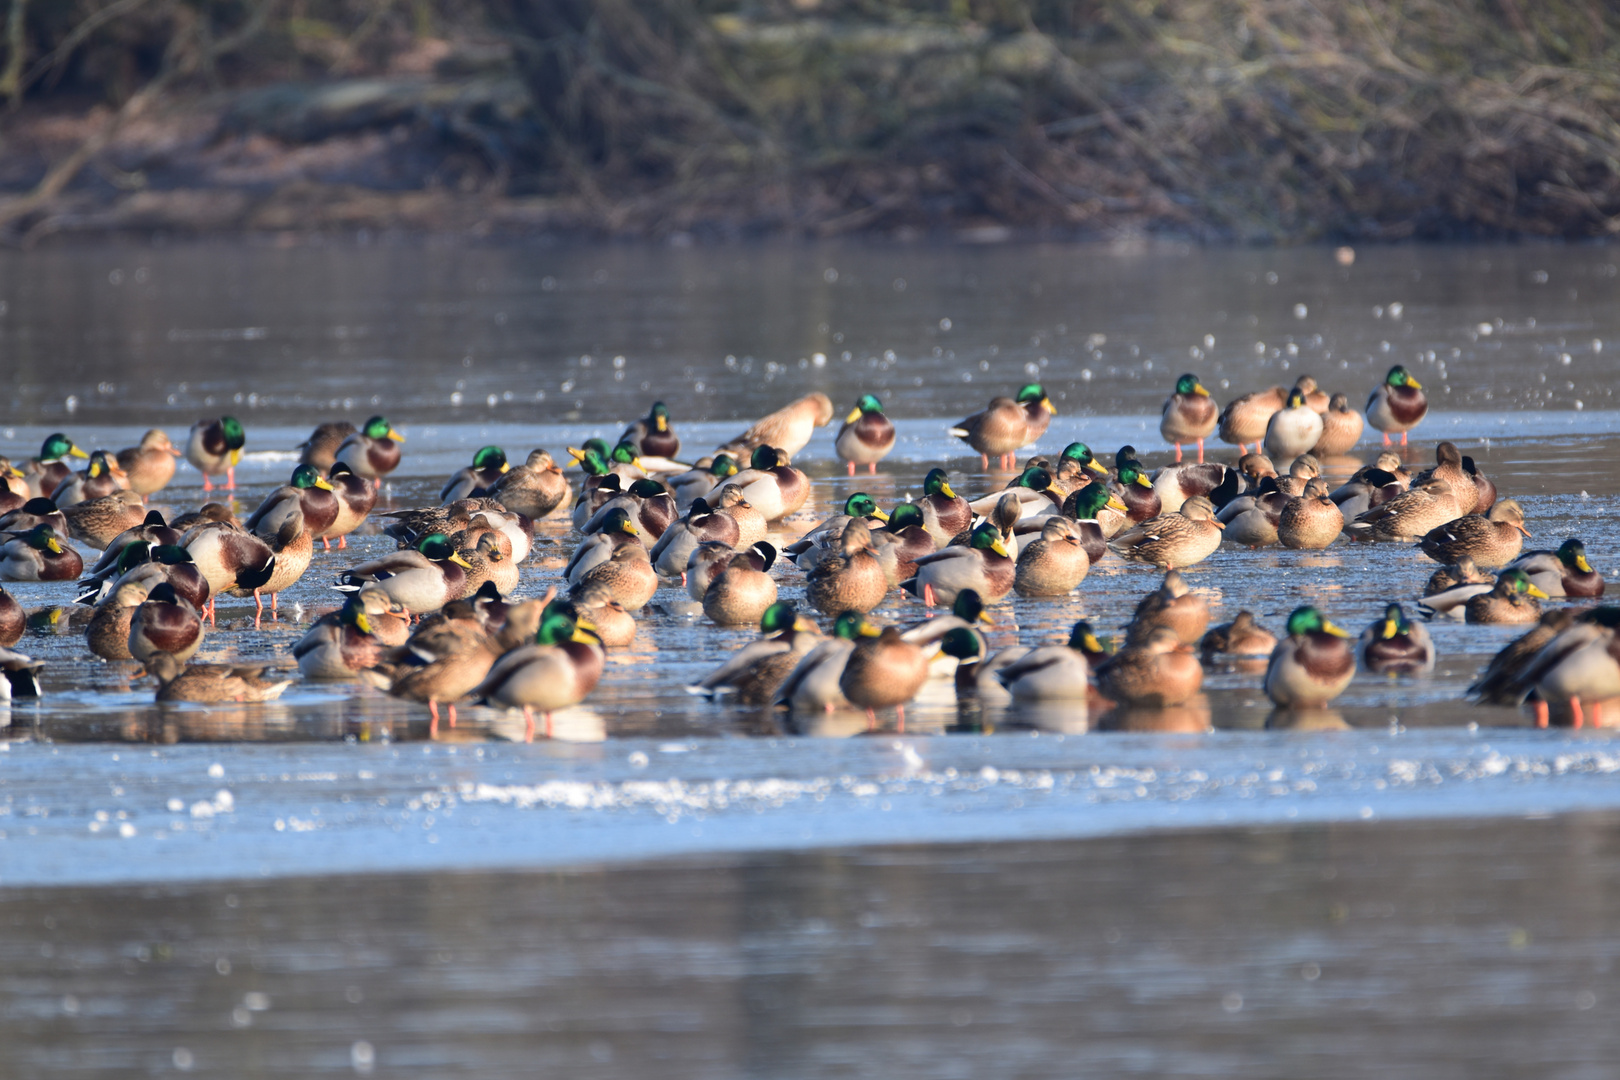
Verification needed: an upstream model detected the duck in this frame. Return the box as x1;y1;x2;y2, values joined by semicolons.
0;645;43;701
1409;443;1479;514
684;540;743;601
334;533;472;616
1329;453;1408;517
902;522;1015;608
840;625;930;727
572;540;659;612
950;384;1055;470
85;541;212;613
572;469;626;531
581;477;676;543
50;450;129;507
1014;517;1090;596
1263;606;1355;707
669;455;739;511
1466;609;1579;707
456;532;519;598
715;392;835;459
620;401;684;466
967;466;1061;522
897;587;995;654
871;503;940;585
1465;568;1548;625
1507;538;1605;599
774;611;869;714
1365;364;1427;446
566;580;638;648
1312;393;1364;455
486;449;571;520
1061;480;1127;562
836;394;896;476
1108;460;1160;531
239;488;318;620
0;459;26;510
128;582;205;666
806;518;890;616
1095;626;1203;707
1359;602;1435;674
712;446;810;523
1263;388;1325;461
362;610;500;728
314;462;376;551
1021;442;1104;498
114;429;181;495
1346;478;1464;542
0;584;22;646
86;580;151;661
169;502;239;532
1108;496;1225;569
0;524;83;581
147;652;292;703
703;547;781;627
1489;607;1620;727
1199;611;1277;670
1127;569;1209;644
334;415;405;480
1425;555;1494;596
1217;477;1285;548
1278;479;1343;550
993;622;1098;704
688;602;824;705
60;490;148;550
20;433;88;498
1150;460;1242;516
564;507;643;586
1417;499;1528;568
184;416;246;492
918;468;972;543
1272;454;1321;497
440;446;509;503
293;596;395;680
1417;570;1501;621
1159;373;1217;463
1463;455;1497;515
1293;375;1331;412
297;421;358;471
0;496;69;538
473;602;606;740
650;496;743;578
935;628;1029;708
1217;386;1287;454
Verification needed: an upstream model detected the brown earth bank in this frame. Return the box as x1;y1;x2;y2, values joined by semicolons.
0;0;1617;245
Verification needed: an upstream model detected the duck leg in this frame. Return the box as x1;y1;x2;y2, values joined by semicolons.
1592;701;1604;727
868;463;877;475
447;703;458;728
1399;431;1408;447
922;582;937;608
896;704;906;733
1196;437;1206;464
524;706;535;742
339;536;348;550
1534;699;1549;728
866;708;877;732
1570;696;1585;730
202;474;214;493
322;537;331;551
1173;443;1183;463
225;466;236;491
846;461;856;477
1382;432;1393;447
252;590;263;628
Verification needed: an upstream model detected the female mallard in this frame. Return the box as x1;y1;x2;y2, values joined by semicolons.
440;446;509;504
1014;517;1090;597
148;652;291;703
335;533;472;616
1108;496;1225;569
1062;480;1127;562
1159;373;1217;463
1312;393;1364;455
362;610;500;728
669;455;739;511
713;446;810;523
87;580;151;661
185;416;246;492
1199;611;1276;670
1359;602;1435;674
1366;364;1427;446
1026;442;1107;498
1127;569;1209;644
297;421;357;471
836;394;896;476
1217;386;1287;454
1263;606;1355;707
704;549;780;627
51;450;129;507
620;401;683;464
0;584;22;646
1293;375;1331;413
1465;569;1548;625
840;625;930;727
1278;479;1343;550
487;449;571;520
1409;443;1478;514
315;462;376;550
1507;538;1604;599
293;596;390;679
473;602;605;740
573;540;659;612
919;468;972;543
1263;388;1325;462
567;580;638;648
1425;555;1493;596
1096;626;1203;706
716;393;835;460
1418;499;1528;568
0;524;83;581
128;582;205;666
115;429;181;495
458;532;520;598
1346;478;1464;542
950;384;1054;470
335;415;405;480
806;518;889;616
0;459;25;510
690;601;822;705
565;507;642;586
60;491;147;550
684;540;741;601
651;496;743;578
20;433;88;498
871;503;936;585
903;523;1014;608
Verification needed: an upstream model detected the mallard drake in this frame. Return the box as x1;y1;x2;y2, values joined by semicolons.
50;450;128;508
582;477;676;543
185;416;246;492
1466;609;1578;706
60;490;147;550
950;384;1055;470
772;611;865;713
573;540;659;612
704;548;781;627
669;455;739;511
334;415;405;480
1508;538;1604;599
0;644;42;701
713;446;810;523
0;497;68;538
0;584;22;646
936;628;1032;708
650;496;743;577
335;533;472;616
1346;478;1465;542
968;466;1061;522
871;503;936;585
1199;611;1276;670
689;601;822;705
1150;460;1242;516
567;580;638;648
297;421;358;471
487;449;571;520
20;433;88;498
293;596;392;679
1217;386;1287;454
85;541;212;613
1109;496;1225;569
903;522;1014;608
240;486;320;619
181;519;275;619
836;394;896;476
1329;454;1407;517
1095;626;1203;706
716;393;835;460
1061;480;1127;562
1159;373;1218;463
314;462;375;550
1312;393;1364;455
918;468;972;544
1218;477;1286;548
1490;607;1620;727
1025;442;1109;499
565;507;642;585
1;524;83;581
1359;602;1435;674
1417;498;1528;568
1263;388;1325;461
1466;568;1548;625
1278;480;1343;550
1127;569;1209;644
806;517;888;616
440;446;509;504
114;430;181;496
621;401;683;464
785;493;891;572
86;580;150;661
1264;606;1355;706
839;625;930;726
128;582;205;666
362;611;500;728
1000;622;1100;704
473;602;604;739
897;587;994;651
1366;364;1427;446
1108;461;1160;531
1014;517;1089;597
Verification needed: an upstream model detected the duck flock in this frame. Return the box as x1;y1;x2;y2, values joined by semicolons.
0;362;1612;736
